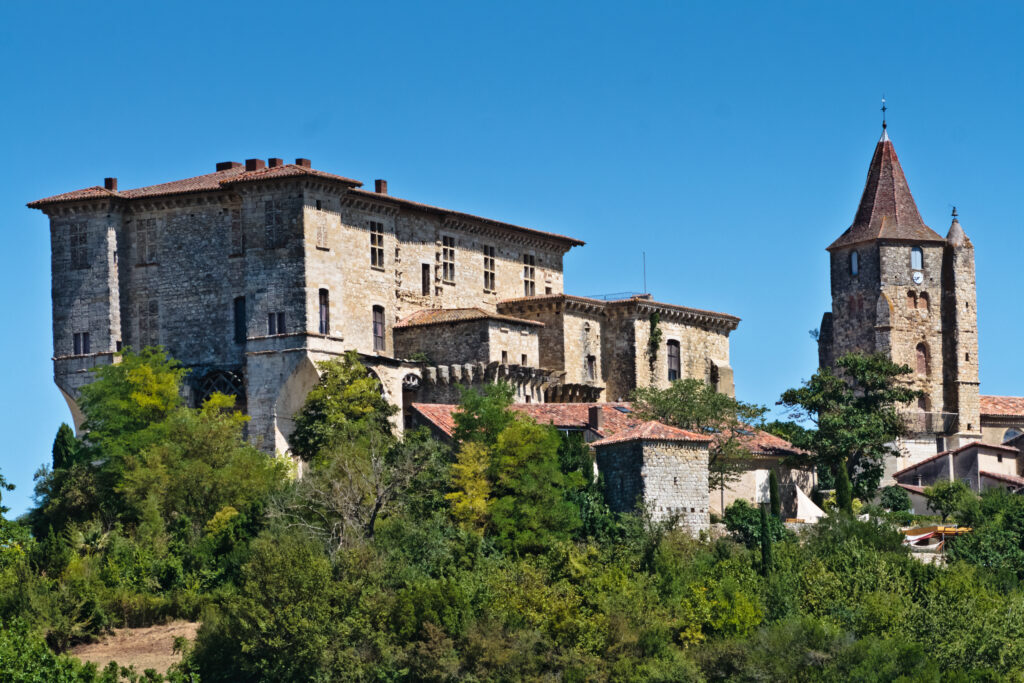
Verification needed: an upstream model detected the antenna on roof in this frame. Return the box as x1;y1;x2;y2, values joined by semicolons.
881;95;887;130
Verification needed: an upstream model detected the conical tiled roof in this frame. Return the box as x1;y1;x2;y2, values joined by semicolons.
828;130;945;251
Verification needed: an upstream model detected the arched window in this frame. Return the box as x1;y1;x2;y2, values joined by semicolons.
915;343;929;376
850;250;859;275
585;355;596;381
918;291;929;313
1005;428;1022;443
666;340;681;381
910;246;923;271
917;396;929;412
906;291;917;310
372;305;385;351
318;289;330;335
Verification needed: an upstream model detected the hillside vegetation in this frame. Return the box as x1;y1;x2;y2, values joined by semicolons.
2;349;1024;681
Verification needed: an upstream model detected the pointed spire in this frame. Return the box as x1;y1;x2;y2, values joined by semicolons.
828;129;946;250
946;206;971;247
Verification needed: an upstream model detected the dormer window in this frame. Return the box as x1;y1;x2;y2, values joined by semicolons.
850;250;859;276
910;246;923;271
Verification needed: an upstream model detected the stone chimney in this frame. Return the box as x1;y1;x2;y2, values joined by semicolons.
245;158;266;171
588;405;604;433
295;158;311;168
216;161;243;171
268;158;284;168
375;179;388;195
104;177;117;191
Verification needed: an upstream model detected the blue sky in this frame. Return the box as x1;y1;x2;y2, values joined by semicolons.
2;1;1022;516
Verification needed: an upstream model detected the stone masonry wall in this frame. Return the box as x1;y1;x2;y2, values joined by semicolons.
627;316;733;395
393;319;539;367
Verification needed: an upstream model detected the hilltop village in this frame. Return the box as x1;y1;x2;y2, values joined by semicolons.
28;127;1024;531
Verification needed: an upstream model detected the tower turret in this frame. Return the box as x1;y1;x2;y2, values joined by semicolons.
942;210;981;445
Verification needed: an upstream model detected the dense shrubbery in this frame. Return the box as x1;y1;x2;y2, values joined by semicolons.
5;348;1024;680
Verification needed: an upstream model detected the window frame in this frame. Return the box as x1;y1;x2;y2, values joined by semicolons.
372;305;386;351
850;250;859;276
441;235;456;284
233;296;246;344
483;245;496;291
69;222;89;270
910;246;923;271
667;340;681;381
369;221;385;269
523;253;536;297
318;289;330;335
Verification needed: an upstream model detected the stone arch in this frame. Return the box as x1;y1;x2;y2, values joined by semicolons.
915;342;930;376
906;291;917;310
1004;428;1023;443
875;292;892;327
273;355;321;455
57;385;87;434
192;368;245;410
918;291;929;313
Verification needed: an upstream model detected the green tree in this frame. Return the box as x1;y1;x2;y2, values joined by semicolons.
452;382;516;447
51;423;80;470
288;351;396;462
489;419;584;553
446;442;491;534
880;485;912;512
779;352;921;500
768;469;781;518
759;504;773;575
835;458;853;515
0;468;11;518
924;480;973;523
631;378;766;490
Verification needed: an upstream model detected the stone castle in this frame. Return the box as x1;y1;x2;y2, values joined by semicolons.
818;124;1024;476
28;158;738;463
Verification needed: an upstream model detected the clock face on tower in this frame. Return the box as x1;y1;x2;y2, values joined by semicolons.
912;271;924;284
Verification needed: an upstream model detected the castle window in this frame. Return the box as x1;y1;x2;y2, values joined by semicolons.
233;296;246;344
369;221;384;269
918;291;929;313
586;355;596;380
73;332;90;355
910;246;923;271
315;213;328;249
422;263;431;295
229;209;244;256
667;340;681;381
137;218;158;264
138;299;159;347
501;350;508;365
265;200;284;249
906;291;917;310
268;311;285;335
521;354;528;366
915;342;929;376
523;254;536;296
1005;428;1022;442
483;245;496;291
318;289;330;335
372;305;385;351
441;235;456;284
69;222;89;270
850;250;859;276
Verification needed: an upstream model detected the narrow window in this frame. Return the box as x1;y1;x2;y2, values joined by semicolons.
918;291;929;313
268;311;285;335
521;353;528;366
545;286;552;295
441;235;456;283
710;363;720;392
137;218;158;264
667;340;681;381
372;306;385;350
315;199;322;210
138;299;159;347
917;396;928;412
483;245;496;291
315;213;328;249
229;209;244;256
916;342;929;376
233;296;246;344
910;246;923;271
906;291;917;310
850;250;859;275
369;221;384;268
73;332;90;355
501;350;508;364
523;254;536;296
265;200;283;249
421;263;431;295
69;222;89;270
586;355;596;380
318;289;330;335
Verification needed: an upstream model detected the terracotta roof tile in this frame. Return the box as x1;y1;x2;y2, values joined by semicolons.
980;471;1024;487
980;395;1024;418
27;185;121;207
394;308;543;329
896;483;925;495
828;131;946;251
591;420;710;446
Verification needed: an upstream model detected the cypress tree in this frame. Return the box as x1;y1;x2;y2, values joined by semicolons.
51;422;78;470
835;460;853;515
768;469;781;519
759;504;773;576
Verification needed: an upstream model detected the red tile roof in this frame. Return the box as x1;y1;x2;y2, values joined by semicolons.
892;440;1020;478
409;402;799;455
828;131;946;251
980;395;1024;418
896;482;925;495
590;420;710;446
980;471;1024;487
394;308;543;329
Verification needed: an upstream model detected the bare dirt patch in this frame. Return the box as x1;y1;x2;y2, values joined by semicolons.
70;620;200;674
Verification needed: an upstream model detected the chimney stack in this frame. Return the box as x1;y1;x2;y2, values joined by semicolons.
268;158;284;168
375;179;388;194
245;158;266;171
216;161;243;171
104;177;117;191
295;158;311;168
588;405;604;433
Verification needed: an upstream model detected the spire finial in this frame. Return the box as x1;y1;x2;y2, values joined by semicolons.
952;206;958;218
881;95;887;130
